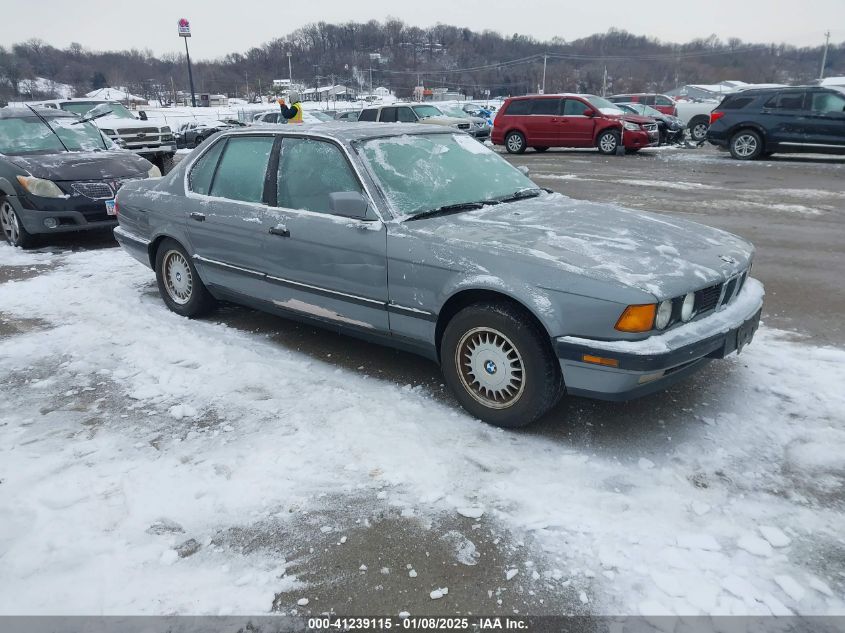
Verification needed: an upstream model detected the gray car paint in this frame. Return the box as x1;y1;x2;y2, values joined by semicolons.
114;122;759;391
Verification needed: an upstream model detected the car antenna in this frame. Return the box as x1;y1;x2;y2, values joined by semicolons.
25;104;70;152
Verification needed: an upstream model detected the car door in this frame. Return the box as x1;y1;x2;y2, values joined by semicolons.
559;98;596;146
804;89;845;148
523;97;562;145
261;136;389;331
760;91;809;145
184;134;278;297
397;106;417;123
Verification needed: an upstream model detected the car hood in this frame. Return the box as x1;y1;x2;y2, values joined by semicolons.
609;113;656;125
94;116;164;131
7;151;152;181
420;116;469;126
404;193;754;300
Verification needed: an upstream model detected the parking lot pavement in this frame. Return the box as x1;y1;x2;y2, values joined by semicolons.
1;148;844;617
502;145;845;347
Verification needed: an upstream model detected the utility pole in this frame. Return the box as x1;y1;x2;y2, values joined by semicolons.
819;31;831;80
601;65;608;97
541;54;547;94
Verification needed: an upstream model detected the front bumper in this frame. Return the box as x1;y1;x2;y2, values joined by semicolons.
555;278;764;401
10;194;118;235
622;129;660;149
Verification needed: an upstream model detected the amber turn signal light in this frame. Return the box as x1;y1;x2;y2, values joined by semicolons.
582;354;619;368
615;304;656;333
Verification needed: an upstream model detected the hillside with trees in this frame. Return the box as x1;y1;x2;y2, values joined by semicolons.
1;20;841;104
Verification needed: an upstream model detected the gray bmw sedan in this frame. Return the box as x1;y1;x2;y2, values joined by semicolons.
114;123;763;427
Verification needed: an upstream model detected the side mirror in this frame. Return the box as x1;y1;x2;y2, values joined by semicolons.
329;191;370;220
138;111;148;121
584;109;596;117
518;165;530;176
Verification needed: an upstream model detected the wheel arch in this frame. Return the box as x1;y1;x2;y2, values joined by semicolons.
727;123;768;141
434;288;553;363
148;233;186;271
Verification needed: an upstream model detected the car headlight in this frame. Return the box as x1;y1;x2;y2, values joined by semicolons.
623;121;641;131
160;126;172;134
655;300;673;330
681;292;695;322
147;164;162;178
16;175;65;198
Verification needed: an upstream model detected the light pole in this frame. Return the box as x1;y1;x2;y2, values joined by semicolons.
819;31;831;80
541;54;547;95
177;18;196;107
369;53;380;96
287;51;292;85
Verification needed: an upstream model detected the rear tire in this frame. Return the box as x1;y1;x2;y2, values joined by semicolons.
596;130;621;155
0;197;35;249
505;131;526;154
155;238;216;317
533;146;549;152
440;301;562;428
729;130;763;160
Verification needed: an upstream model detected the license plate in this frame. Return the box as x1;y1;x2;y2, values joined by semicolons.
105;199;116;216
722;309;761;356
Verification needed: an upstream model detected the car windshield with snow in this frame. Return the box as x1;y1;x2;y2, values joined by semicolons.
113;122;763;427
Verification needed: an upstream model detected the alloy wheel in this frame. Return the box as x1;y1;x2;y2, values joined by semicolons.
506;134;523;152
162;250;193;305
599;133;618;153
692;123;708;141
455;327;525;409
0;200;20;245
733;134;758;158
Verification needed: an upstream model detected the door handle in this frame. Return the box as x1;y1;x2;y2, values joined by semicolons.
269;225;290;238
189;212;205;222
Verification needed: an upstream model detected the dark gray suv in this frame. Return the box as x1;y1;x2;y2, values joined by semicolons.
707;86;845;160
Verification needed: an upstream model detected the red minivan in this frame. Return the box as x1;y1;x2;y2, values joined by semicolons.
492;94;660;155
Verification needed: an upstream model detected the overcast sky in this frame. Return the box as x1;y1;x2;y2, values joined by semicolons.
6;0;843;60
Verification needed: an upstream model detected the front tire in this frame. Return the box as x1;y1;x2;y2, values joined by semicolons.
729;130;763;160
689;117;709;142
0;197;35;248
155;238;216;317
441;302;562;428
597;130;621;155
505;131;526;154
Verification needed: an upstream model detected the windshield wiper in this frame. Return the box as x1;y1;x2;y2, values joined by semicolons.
25;105;69;152
405;200;497;222
495;187;545;204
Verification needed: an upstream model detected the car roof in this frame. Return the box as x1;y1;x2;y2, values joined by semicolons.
222;121;455;143
507;93;593;99
0;106;77;119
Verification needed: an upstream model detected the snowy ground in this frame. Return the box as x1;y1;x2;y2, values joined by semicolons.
1;148;844;618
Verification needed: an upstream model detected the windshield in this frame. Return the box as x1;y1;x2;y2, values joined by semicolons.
358;133;536;217
0;115;108;155
61;102;136;119
623;103;662;117
412;105;443;119
584;95;624;115
441;107;471;119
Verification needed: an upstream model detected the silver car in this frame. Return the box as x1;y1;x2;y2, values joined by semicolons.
114;123;763;427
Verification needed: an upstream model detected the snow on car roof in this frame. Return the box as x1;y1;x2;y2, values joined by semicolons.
0;106;77;119
222;121;455;143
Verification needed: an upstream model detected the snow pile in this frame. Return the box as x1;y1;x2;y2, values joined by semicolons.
0;246;844;616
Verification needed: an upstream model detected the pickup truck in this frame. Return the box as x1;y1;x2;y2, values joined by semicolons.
674;100;720;142
36;99;176;172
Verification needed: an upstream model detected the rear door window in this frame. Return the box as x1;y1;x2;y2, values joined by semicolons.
810;91;845;114
655;96;674;106
503;100;531;116
189;138;226;195
530;98;561;115
765;92;808;110
358;109;378;122
563;99;591;116
720;95;755;110
641;95;656;105
277;138;363;214
380;107;398;123
208;136;275;203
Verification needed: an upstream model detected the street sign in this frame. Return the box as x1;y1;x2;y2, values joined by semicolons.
178;18;191;38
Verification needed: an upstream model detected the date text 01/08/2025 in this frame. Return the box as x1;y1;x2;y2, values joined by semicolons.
307;616;529;629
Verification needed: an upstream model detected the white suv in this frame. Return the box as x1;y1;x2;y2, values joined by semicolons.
357;103;473;133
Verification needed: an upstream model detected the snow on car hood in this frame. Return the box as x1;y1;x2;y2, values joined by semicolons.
404;192;754;299
7;151;151;181
93;116;164;131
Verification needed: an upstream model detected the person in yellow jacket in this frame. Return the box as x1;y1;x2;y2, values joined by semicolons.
277;90;303;124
